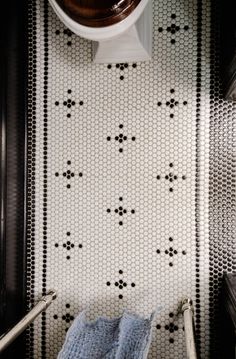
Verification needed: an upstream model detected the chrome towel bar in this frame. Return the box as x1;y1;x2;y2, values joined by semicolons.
0;292;197;358
0;290;57;353
181;298;198;359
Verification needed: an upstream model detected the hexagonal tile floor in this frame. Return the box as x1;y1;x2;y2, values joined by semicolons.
26;0;236;358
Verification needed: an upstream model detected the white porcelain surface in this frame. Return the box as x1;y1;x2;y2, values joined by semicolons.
48;0;150;41
93;0;152;63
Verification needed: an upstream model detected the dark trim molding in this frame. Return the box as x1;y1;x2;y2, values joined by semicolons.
0;0;28;357
0;5;7;334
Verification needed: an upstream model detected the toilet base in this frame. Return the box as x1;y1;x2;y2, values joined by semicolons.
92;0;152;63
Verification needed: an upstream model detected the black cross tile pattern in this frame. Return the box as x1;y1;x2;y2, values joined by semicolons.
107;197;135;226
107;124;136;153
156;237;187;267
156;163;186;192
157;89;188;118
55;160;83;189
107;63;137;80
53;304;75;332
158;14;189;44
26;0;236;357
156;312;183;344
106;270;136;299
55;89;84;118
54;232;83;260
55;28;74;46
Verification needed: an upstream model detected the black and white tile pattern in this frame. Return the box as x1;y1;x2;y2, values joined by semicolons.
26;0;236;358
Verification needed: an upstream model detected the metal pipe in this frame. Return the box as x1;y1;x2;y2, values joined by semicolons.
0;290;57;353
181;298;198;359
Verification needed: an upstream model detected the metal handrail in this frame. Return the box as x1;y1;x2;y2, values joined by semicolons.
0;290;57;353
0;292;198;357
181;298;198;359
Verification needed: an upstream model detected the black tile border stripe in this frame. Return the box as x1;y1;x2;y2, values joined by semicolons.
41;0;49;358
195;0;202;353
26;0;37;357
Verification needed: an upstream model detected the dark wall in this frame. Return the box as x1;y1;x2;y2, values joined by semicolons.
220;0;236;98
0;0;27;357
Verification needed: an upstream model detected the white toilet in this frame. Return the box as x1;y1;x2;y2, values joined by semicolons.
48;0;152;63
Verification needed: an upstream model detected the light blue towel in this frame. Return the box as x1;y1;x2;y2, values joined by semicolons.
57;310;156;359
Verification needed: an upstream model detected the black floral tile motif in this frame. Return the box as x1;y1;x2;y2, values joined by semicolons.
54;231;83;260
25;0;236;356
156;237;187;267
55;160;83;189
55;28;74;46
156;163;186;192
53;304;74;332
107;124;136;153
156;312;183;344
158;14;189;44
107;63;137;80
157;89;188;118
106;270;136;299
107;197;135;226
55;89;83;118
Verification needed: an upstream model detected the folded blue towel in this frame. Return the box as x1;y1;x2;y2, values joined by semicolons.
57;310;156;359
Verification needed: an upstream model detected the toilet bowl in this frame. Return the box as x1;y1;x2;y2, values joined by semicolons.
49;0;152;63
